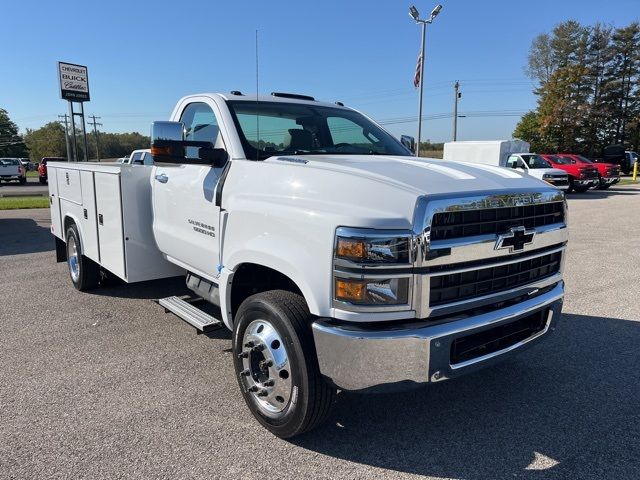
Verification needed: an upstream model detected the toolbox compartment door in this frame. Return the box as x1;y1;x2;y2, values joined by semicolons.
94;172;126;279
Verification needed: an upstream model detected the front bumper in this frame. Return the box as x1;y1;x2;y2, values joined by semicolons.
575;179;598;187
312;282;563;391
601;176;620;185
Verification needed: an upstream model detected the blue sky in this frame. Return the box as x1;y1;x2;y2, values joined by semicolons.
2;0;638;142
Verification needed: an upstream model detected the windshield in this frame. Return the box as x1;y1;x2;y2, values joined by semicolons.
0;159;20;166
226;101;411;160
572;155;593;164
520;154;551;169
550;155;572;165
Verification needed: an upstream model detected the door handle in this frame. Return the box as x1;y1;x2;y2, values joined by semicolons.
155;173;168;183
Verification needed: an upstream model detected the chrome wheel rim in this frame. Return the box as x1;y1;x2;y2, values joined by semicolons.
240;319;292;417
67;236;80;282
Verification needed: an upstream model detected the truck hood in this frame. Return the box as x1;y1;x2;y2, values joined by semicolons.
267;154;552;196
535;167;568;176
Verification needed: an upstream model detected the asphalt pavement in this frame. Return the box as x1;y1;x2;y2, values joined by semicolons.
0;176;48;197
1;186;639;479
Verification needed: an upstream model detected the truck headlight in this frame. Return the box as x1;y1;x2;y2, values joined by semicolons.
542;173;554;179
335;277;410;305
335;232;411;264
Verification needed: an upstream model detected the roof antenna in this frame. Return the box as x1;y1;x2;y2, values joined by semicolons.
255;29;260;161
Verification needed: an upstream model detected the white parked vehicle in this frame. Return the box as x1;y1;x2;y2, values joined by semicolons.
47;92;567;437
0;158;27;184
123;149;153;165
443;140;570;191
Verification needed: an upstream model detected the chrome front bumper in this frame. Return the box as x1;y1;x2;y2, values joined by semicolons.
575;179;598;187
312;282;564;391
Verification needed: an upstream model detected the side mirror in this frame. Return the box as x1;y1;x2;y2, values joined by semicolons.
400;135;416;154
150;121;228;168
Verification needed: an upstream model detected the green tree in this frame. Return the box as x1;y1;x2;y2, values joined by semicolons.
600;22;640;146
537;65;591;152
0;108;28;157
513;111;547;151
23;122;67;161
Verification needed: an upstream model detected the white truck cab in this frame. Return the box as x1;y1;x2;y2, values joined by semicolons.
126;149;153;165
443;140;569;191
506;153;570;191
48;92;567;438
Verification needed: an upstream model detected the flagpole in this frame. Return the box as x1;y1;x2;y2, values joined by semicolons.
416;21;426;157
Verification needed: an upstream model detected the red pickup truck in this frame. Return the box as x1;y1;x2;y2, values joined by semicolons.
556;153;620;190
37;157;66;184
540;154;599;193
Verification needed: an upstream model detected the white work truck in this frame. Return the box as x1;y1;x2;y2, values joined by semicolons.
48;92;567;438
443;140;570;191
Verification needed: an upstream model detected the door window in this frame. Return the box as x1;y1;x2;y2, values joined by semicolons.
180;102;224;159
131;152;143;164
507;155;523;168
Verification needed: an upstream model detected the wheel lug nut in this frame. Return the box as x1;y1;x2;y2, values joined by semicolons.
264;380;274;387
248;386;259;392
237;351;249;359
244;341;255;348
240;369;250;376
252;344;265;352
257;389;268;397
260;360;273;369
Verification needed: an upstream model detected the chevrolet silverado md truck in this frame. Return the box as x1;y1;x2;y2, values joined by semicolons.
48;92;567;438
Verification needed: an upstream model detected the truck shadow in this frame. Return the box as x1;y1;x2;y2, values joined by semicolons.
293;313;640;479
0;218;54;256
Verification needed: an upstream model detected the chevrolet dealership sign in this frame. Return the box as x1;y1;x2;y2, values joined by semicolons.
58;62;90;102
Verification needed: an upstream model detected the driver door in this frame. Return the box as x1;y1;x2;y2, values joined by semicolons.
152;101;228;280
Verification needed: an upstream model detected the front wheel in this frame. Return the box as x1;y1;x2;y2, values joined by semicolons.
233;290;336;438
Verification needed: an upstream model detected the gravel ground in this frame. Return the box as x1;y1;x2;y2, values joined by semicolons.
1;186;639;480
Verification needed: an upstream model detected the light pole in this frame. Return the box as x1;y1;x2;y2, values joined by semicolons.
409;4;443;157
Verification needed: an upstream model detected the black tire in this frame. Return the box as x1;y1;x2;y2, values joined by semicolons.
65;224;100;291
19;176;26;185
599;183;611;190
39;177;47;184
573;185;590;193
233;290;336;438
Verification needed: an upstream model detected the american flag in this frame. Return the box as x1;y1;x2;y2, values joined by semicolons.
413;52;423;88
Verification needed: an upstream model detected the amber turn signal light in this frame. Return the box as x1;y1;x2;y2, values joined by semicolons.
336;238;366;260
335;279;366;302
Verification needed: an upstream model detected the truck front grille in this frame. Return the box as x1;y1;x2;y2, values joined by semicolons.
429;251;562;306
450;308;548;365
431;202;564;241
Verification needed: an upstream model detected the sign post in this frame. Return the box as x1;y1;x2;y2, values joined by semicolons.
58;62;90;161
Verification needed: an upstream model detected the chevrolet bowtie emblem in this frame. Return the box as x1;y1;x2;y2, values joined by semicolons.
495;226;536;252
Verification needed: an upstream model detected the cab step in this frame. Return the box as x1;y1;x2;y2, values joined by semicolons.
158;295;222;334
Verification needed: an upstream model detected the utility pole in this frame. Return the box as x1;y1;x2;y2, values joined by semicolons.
87;115;102;161
453;81;461;141
58;114;72;162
